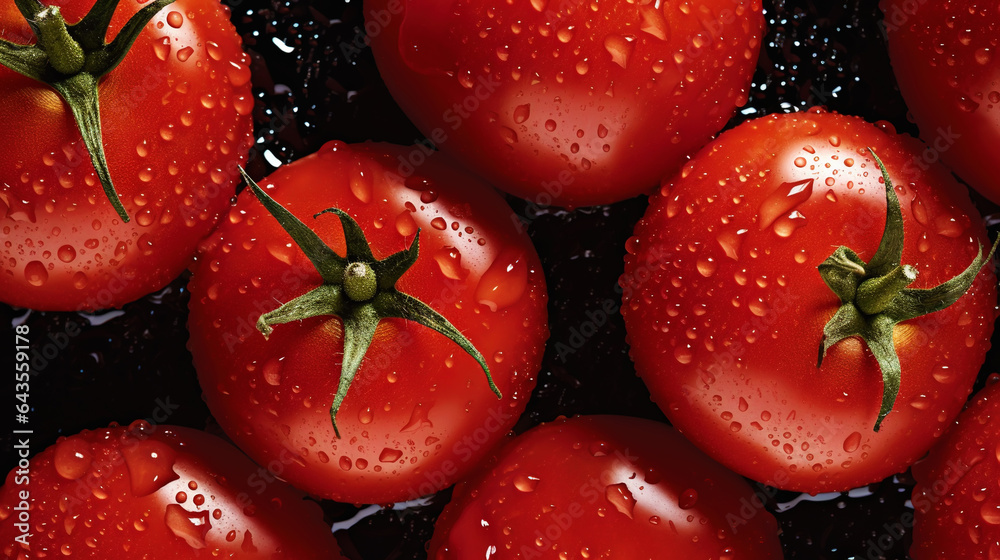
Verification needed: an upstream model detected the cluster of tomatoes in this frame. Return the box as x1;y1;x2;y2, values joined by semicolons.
3;0;1000;558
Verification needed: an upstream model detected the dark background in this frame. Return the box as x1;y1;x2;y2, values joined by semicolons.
5;0;1000;558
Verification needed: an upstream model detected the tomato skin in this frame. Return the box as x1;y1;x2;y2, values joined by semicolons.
0;422;345;559
187;141;548;504
429;415;783;559
911;378;1000;559
620;110;996;493
365;0;763;208
0;0;254;311
882;1;1000;204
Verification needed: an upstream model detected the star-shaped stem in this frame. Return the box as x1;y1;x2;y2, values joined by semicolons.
240;168;501;438
817;148;997;431
0;0;176;222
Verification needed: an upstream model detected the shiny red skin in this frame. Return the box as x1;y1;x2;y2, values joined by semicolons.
365;0;763;208
187;141;549;504
620;110;997;493
429;415;783;559
0;422;345;559
0;0;253;311
911;378;1000;559
882;0;1000;204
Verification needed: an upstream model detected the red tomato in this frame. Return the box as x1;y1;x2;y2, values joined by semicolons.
0;0;253;311
882;1;1000;204
187;141;549;504
364;0;763;208
911;377;1000;559
429;415;783;559
620;109;997;493
0;421;345;559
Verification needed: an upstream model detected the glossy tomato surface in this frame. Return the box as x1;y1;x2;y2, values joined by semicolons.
187;141;549;504
621;109;997;493
0;0;253;311
882;0;1000;205
429;415;783;559
911;376;1000;560
0;422;345;559
365;0;764;208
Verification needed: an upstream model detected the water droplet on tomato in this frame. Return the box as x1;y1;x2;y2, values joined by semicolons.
401;402;434;432
262;359;282;386
350;158;373;203
166;11;183;28
476;247;528;311
53;436;92;480
122;439;179;496
387;210;415;238
430;217;447;230
513;104;531;124
176;46;194;62
605;483;636;518
233;94;253;116
164;504;211;549
379;448;403;463
696;257;717;277
773;210;808;237
25;261;48;287
843;432;862;453
499;126;518;145
758;179;813;230
514;473;541;492
716;229;746;260
933;365;956;384
58;245;77;263
983;503;1000;525
339;456;352;471
677;488;698;509
153;37;171;61
639;5;670;40
604;34;634;68
434;246;469;280
738;397;749;412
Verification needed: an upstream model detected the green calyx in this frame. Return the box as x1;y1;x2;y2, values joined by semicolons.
817;148;998;432
240;168;502;438
0;0;177;223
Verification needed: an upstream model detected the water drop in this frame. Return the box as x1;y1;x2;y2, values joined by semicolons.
401;402;434;432
262;359;282;386
499;126;518;145
53;436;92;480
773;210;808;237
696;257;717;277
166;11;183;28
605;483;636;518
379;448;403;463
122;439;179;496
339;456;352;471
24;261;48;287
843;432;862;453
604;34;634;69
430;217;447;230
58;245;77;263
514;473;541;492
434;246;469;280
476;247;528;311
227;61;252;87
395;209;418;237
358;407;374;424
758;179;813;230
153;37;171;61
164;505;211;549
350;158;373;203
638;5;669;40
513;104;531;124
176;46;194;62
932;365;956;384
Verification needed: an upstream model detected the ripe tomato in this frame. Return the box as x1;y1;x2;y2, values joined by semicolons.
187;141;548;504
0;0;253;311
364;0;763;208
881;0;1000;204
911;376;1000;559
428;415;783;559
620;109;997;493
0;421;345;559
